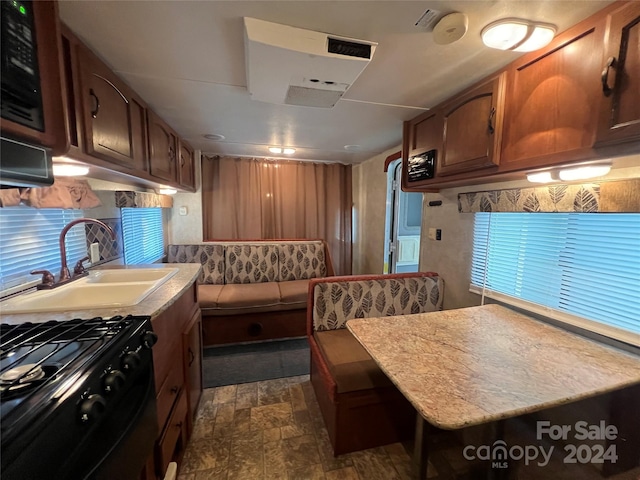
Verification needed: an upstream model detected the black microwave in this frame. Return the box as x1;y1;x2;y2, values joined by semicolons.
407;149;436;182
1;0;53;187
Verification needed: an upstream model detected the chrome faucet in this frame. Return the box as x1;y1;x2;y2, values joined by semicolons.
58;218;116;282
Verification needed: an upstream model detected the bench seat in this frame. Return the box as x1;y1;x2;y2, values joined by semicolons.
168;241;334;345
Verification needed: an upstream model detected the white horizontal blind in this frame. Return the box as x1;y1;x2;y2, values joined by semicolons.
121;208;164;265
0;208;86;290
471;212;640;345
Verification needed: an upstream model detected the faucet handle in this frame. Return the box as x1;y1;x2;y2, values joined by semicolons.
73;256;91;276
31;270;56;287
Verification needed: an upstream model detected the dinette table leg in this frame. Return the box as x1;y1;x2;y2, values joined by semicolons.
412;414;430;479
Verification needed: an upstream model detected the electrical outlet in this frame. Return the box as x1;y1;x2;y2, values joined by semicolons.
428;228;437;240
90;243;100;263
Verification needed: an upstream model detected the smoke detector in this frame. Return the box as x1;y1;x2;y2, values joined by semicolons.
244;18;377;108
432;13;468;45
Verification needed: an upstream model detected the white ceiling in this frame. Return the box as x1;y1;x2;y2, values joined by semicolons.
58;1;612;165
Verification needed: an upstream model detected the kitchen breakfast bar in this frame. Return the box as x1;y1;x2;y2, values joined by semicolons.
347;304;640;479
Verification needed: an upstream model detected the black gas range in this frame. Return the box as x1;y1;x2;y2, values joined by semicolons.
0;315;158;480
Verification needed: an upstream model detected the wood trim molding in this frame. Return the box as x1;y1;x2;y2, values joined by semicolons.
383;151;401;172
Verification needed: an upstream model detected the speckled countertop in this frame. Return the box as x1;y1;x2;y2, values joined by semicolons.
0;263;201;325
346;304;640;430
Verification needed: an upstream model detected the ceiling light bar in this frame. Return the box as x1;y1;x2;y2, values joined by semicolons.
268;146;296;155
52;164;89;177
527;162;612;184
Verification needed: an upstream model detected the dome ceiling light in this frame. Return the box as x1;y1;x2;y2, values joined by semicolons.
482;18;556;52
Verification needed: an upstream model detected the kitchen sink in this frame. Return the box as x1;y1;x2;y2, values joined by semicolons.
85;267;178;284
0;268;179;314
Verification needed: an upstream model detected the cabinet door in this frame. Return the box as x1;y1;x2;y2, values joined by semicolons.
148;111;177;182
596;2;640;146
78;46;147;170
501;18;606;170
178;140;196;190
439;73;505;176
183;310;203;422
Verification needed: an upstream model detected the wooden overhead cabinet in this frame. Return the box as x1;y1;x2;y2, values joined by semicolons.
148;111;178;183
77;45;148;171
500;15;608;171
595;1;640;146
438;72;505;176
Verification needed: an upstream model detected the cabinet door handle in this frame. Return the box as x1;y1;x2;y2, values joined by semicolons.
601;56;616;96
170;386;179;395
487;107;496;135
180;155;185;167
92;73;129;104
188;347;195;367
168;146;175;162
90;89;100;119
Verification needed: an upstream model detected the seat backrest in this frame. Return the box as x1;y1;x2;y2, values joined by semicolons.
167;239;332;284
308;273;444;333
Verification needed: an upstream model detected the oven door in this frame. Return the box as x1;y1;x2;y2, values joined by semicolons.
1;350;157;480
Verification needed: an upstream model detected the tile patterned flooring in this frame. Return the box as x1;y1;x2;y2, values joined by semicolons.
178;375;418;480
179;376;640;480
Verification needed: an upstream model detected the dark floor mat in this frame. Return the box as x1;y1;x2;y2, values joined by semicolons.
202;337;310;388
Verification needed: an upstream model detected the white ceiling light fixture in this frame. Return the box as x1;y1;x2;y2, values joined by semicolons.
52;164;89;177
282;148;296;155
158;188;177;195
204;134;225;141
482;19;556;52
268;147;282;154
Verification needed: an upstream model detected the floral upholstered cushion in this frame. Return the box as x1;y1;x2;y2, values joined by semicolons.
278;242;326;281
167;244;225;284
225;244;279;284
313;276;444;331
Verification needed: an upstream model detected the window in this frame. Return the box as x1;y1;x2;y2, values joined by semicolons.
121;208;164;265
471;213;640;346
0;208;86;291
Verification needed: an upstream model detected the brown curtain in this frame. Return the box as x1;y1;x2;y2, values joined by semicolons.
202;156;352;275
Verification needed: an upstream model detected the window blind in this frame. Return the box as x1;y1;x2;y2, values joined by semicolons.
121;208;164;265
471;212;640;346
0;208;86;291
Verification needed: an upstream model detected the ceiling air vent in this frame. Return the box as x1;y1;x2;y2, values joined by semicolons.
327;38;372;59
244;18;377;108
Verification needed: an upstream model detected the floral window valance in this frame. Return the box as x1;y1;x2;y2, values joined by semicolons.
0;178;101;209
114;191;173;208
458;179;640;213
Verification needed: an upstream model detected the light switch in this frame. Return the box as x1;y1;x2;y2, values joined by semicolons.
179;206;188;216
428;228;437;240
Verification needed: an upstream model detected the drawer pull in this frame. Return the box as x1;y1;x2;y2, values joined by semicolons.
188;347;195;367
601;56;616;96
487;107;496;135
170;386;179;395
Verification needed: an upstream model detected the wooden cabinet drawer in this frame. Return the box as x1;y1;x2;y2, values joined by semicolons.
156;349;184;431
156;389;188;476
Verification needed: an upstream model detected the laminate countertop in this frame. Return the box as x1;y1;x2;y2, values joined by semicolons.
346;304;640;430
0;263;202;325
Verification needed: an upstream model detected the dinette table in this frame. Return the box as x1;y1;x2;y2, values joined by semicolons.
346;304;640;479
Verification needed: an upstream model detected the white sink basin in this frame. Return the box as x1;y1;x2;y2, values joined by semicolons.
0;268;179;314
85;268;178;284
